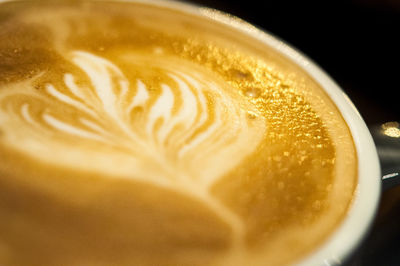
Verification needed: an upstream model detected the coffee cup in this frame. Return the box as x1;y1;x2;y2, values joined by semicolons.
0;0;393;265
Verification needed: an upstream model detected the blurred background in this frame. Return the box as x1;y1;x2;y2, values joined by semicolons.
187;0;399;265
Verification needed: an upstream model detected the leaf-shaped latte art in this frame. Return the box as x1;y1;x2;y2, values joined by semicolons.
0;50;267;245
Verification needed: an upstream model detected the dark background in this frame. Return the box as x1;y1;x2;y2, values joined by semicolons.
188;0;400;265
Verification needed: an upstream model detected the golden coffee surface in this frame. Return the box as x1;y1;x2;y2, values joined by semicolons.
0;1;357;265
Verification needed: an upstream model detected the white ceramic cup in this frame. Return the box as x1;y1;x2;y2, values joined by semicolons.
0;0;382;265
147;0;381;265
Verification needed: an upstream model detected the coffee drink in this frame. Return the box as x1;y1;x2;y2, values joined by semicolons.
0;1;357;265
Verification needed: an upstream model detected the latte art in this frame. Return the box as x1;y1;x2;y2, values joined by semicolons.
0;1;357;266
0;50;266;244
0;51;264;188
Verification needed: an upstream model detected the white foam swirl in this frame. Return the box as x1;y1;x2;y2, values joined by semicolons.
0;51;267;245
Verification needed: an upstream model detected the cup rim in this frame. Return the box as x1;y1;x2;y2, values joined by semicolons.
0;0;382;265
175;2;381;265
137;0;382;264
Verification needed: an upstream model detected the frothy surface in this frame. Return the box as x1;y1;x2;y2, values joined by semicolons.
0;1;357;265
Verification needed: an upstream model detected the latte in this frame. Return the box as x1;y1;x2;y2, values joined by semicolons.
0;1;357;265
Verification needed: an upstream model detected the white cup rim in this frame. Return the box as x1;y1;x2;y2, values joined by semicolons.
139;1;382;264
0;0;382;265
176;2;381;265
